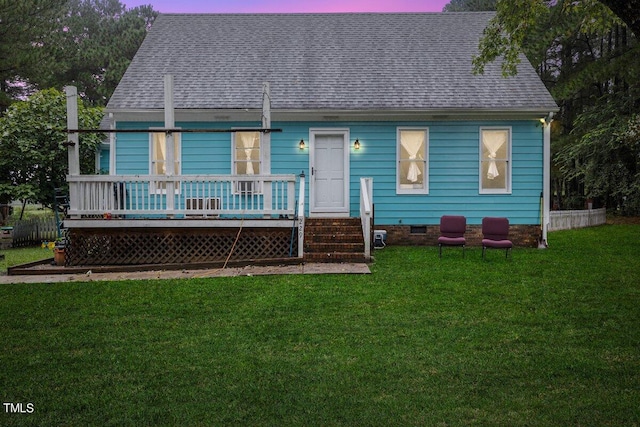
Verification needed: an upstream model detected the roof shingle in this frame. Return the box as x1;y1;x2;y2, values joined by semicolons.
107;13;558;112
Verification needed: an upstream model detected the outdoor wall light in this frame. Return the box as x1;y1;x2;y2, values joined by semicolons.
539;112;555;126
299;139;305;150
354;139;361;150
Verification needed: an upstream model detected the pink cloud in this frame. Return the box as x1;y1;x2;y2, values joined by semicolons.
123;0;450;14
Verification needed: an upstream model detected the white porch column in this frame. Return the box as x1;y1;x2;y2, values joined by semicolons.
65;86;80;217
65;86;80;176
262;82;272;216
542;113;554;246
164;75;175;211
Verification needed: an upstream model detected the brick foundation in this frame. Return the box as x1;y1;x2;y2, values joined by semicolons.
378;224;541;248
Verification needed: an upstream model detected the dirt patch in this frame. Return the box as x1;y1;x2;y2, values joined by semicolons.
606;216;640;225
0;262;371;284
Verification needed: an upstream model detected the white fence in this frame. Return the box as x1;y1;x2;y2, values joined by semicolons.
549;208;606;231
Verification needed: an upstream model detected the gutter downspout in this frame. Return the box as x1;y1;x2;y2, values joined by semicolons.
542;112;554;246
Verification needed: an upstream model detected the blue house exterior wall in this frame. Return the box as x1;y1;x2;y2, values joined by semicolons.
113;119;543;226
99;148;110;173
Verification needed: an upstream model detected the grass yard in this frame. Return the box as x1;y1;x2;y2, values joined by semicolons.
1;225;639;426
1;246;51;274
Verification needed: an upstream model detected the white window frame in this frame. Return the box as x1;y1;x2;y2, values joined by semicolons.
479;127;512;195
396;127;429;195
232;130;263;195
149;129;181;194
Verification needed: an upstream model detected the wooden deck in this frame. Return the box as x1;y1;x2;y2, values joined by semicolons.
60;175;373;266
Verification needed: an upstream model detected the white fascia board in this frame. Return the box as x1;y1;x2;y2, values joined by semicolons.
106;109;264;123
271;108;561;122
107;107;559;123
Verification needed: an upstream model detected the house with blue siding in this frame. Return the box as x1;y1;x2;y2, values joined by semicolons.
64;12;558;267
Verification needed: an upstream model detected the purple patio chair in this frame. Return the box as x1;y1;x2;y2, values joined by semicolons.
481;217;513;259
438;215;467;258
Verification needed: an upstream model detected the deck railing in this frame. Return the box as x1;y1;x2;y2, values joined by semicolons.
67;174;298;218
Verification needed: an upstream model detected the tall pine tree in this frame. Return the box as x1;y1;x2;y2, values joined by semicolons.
0;0;67;110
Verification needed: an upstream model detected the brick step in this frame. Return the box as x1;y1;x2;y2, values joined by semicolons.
305;225;362;234
303;217;366;263
307;232;364;243
305;242;365;253
304;252;368;263
305;218;361;227
305;224;362;231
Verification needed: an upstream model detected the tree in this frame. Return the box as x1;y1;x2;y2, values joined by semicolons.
38;0;158;106
0;0;67;110
473;0;638;76
598;0;640;38
443;0;497;12
0;0;157;110
0;88;103;208
467;0;640;213
536;3;639;212
555;100;640;213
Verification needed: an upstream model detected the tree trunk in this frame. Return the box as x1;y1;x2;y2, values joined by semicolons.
598;0;640;38
19;199;27;221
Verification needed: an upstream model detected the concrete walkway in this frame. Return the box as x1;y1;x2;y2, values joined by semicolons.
0;262;371;284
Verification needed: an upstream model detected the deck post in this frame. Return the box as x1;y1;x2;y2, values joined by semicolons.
262;82;272;217
65;86;80;217
164;75;176;212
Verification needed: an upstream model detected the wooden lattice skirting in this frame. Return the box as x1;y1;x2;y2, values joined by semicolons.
66;227;298;266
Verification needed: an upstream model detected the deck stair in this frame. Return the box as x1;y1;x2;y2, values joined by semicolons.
304;218;367;263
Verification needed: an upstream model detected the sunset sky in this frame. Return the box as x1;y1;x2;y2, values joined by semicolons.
121;0;451;14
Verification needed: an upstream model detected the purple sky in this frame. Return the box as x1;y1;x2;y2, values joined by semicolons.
122;0;451;14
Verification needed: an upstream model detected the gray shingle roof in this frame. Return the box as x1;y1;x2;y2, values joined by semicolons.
107;12;558;113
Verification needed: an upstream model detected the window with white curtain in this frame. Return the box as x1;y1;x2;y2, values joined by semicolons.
233;131;262;194
480;127;511;194
150;130;181;192
397;128;429;194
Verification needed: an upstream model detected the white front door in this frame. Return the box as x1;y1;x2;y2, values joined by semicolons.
310;129;350;216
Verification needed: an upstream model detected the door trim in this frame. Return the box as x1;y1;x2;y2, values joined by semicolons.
309;128;350;217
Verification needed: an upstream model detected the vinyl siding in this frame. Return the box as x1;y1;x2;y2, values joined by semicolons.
113;119;543;225
114;122;149;175
345;120;543;225
99;148;110;173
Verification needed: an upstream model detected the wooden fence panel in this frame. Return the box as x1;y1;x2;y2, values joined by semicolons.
11;218;59;248
549;208;606;231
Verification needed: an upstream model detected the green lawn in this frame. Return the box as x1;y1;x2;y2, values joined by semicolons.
1;246;51;274
1;225;639;426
